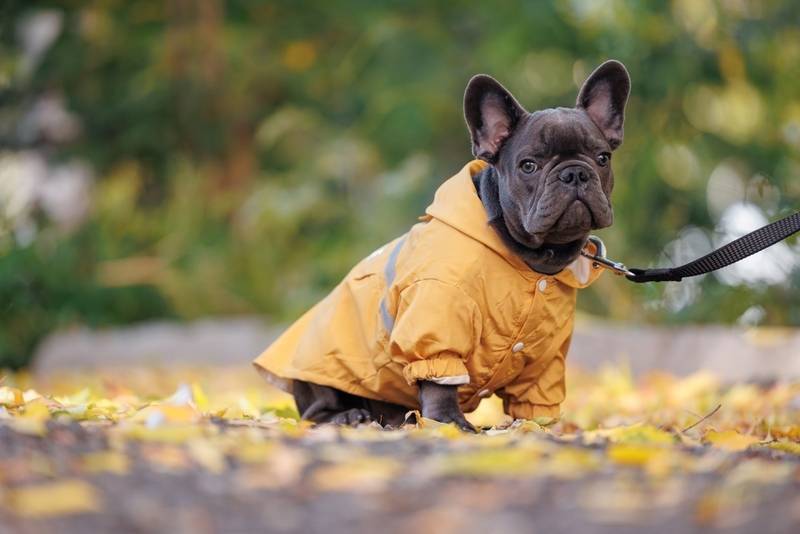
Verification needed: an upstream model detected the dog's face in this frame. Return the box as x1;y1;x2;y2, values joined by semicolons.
464;60;630;270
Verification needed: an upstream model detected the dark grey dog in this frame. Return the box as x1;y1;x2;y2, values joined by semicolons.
293;60;631;430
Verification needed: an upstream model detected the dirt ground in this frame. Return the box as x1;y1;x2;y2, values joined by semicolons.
1;420;799;534
1;364;799;534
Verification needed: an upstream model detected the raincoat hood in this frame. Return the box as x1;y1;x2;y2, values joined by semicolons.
425;159;601;288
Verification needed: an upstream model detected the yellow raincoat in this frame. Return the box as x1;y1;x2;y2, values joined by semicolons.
254;160;603;419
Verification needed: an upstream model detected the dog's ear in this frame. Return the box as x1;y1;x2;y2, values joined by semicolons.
576;60;630;150
464;75;527;163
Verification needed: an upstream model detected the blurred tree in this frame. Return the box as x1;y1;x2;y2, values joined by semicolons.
1;0;800;367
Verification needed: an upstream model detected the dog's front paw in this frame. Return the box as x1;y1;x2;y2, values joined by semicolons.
330;408;372;426
420;405;477;433
418;380;477;433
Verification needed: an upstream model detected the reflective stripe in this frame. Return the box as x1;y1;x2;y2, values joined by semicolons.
379;299;395;334
379;235;407;333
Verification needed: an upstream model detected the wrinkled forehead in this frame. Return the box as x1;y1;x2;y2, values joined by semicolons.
514;108;607;154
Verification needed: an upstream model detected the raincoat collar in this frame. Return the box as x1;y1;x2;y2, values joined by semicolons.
425;160;602;289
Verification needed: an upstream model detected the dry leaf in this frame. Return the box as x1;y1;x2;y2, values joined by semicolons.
7;479;101;518
311;457;401;492
0;386;24;407
81;451;130;475
704;430;760;451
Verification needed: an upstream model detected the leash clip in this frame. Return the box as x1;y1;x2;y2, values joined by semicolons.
581;235;634;277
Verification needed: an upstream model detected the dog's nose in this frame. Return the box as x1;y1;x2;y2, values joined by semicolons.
558;165;589;185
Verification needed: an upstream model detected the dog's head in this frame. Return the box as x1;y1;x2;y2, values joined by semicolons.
464;60;630;271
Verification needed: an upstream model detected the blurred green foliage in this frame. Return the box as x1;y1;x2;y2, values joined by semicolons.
2;0;800;368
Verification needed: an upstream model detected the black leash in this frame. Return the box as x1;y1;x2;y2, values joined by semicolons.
581;211;800;283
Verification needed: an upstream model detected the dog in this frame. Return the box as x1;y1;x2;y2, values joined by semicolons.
253;60;630;431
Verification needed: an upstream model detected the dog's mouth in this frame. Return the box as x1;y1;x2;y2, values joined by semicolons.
543;199;594;244
503;196;604;273
511;198;596;247
519;174;614;247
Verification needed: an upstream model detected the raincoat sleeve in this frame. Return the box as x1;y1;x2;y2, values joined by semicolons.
389;279;482;386
498;335;571;421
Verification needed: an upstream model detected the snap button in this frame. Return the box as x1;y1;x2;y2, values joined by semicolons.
537;279;548;292
478;389;491;398
512;342;525;353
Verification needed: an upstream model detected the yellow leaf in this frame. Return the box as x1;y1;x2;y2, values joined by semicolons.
608;443;660;466
22;389;42;403
311;457;401;493
584;424;675;445
546;448;601;479
607;444;675;477
277;418;312;438
222;398;261;420
8;418;47;437
510;420;546;434
7;479;100;518
771;425;800;441
236;445;309;489
191;383;209;412
704;429;760;451
438;448;540;477
767;441;800;455
20;398;51;420
411;416;467;438
140;444;192;472
532;416;558;426
88;399;124;421
0;386;24;407
282;41;317;72
56;388;92;407
123;423;206;443
133;404;199;426
187;439;226;473
465;395;510;428
234;441;276;464
81;451;130;475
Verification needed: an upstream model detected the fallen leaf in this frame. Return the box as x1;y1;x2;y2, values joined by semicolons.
20;398;51;421
140;444;193;472
191;382;210;412
81;451;130;475
0;386;24;407
133;404;200;427
704;429;760;451
766;441;800;456
584;424;675;445
311;457;401;492
122;423;207;443
7;418;47;437
236;445;309;489
437;447;541;478
7;479;101;518
545;447;602;479
187;438;226;473
607;443;677;477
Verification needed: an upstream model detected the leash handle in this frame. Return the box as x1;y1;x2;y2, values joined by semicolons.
624;210;800;283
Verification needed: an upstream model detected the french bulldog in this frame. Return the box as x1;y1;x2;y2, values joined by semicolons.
288;60;630;430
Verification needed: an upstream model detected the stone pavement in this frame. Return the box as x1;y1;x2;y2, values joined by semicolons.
32;317;800;381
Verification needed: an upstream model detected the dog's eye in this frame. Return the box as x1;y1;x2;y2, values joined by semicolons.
520;160;538;174
596;153;611;166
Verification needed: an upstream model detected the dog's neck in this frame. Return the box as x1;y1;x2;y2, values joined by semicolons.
472;166;569;275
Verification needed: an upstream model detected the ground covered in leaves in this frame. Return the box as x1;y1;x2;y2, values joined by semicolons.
1;365;800;534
